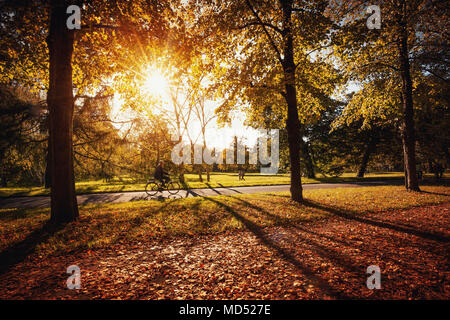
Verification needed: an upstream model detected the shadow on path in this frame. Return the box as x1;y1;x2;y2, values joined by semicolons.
205;183;222;195
217;183;243;194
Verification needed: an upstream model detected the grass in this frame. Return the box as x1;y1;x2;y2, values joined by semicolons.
0;171;429;198
0;185;448;257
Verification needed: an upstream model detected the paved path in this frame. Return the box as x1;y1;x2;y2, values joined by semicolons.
0;180;404;209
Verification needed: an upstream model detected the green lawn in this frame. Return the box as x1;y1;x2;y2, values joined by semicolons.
0;172;412;197
0;171;441;198
1;185;449;257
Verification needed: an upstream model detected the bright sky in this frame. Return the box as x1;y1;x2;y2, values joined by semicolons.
111;91;258;149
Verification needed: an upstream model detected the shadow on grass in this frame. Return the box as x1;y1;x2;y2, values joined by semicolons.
0;221;65;276
203;196;351;299
275;193;449;243
230;197;366;274
301;199;450;243
205;195;449;298
420;191;450;197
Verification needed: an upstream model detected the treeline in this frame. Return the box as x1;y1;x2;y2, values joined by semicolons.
1;82;446;188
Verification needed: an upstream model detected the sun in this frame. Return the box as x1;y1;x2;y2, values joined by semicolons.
142;68;169;97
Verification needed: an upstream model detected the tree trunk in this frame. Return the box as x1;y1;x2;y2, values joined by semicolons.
47;1;79;223
202;138;211;182
206;166;210;182
300;139;315;179
281;0;303;201
397;1;420;191
357;136;377;178
197;166;203;182
178;164;185;183
175;135;185;183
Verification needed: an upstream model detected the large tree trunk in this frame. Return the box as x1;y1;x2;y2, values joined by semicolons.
47;1;79;223
281;0;303;202
397;1;420;191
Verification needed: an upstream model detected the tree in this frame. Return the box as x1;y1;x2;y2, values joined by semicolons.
0;86;46;187
189;0;338;201
414;75;450;169
329;0;448;191
46;0;79;223
2;0;193;223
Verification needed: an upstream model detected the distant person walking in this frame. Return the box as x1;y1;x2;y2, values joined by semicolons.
238;168;246;181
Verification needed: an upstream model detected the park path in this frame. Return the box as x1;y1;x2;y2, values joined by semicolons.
0;180;403;209
0;201;448;299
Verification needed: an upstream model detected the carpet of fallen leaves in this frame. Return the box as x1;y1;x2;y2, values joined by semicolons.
0;201;448;300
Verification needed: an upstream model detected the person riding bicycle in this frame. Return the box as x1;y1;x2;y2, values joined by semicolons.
154;160;170;187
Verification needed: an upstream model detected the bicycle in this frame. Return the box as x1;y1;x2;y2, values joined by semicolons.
145;178;181;196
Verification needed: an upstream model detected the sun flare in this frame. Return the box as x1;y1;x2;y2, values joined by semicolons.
142;68;169;97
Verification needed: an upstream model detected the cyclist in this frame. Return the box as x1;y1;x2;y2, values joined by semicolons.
154;160;170;187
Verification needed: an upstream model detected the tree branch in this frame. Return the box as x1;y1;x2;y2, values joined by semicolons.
245;0;284;64
236;20;283;35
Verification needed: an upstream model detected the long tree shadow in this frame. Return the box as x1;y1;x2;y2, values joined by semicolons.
203;196;351;299
0;221;65;276
205;183;222;195
179;181;201;198
301;200;450;243
217;183;243;194
231;197;368;275
231;196;439;274
184;189;200;198
232;196;352;247
420;191;450;197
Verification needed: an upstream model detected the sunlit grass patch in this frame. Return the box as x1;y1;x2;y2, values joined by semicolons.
0;185;448;257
